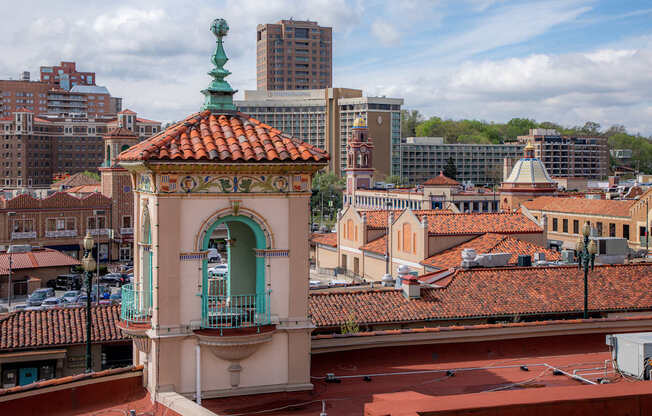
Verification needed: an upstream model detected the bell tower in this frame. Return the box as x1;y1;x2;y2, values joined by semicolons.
344;117;375;205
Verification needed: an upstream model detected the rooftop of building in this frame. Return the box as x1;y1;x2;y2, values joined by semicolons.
0;190;111;209
0;305;125;351
308;263;652;328
51;172;100;189
69;85;110;95
201;332;640;415
311;232;337;247
423;172;460;186
0;247;80;275
118;110;329;164
359;209;453;229
522;195;636;217
420;232;560;269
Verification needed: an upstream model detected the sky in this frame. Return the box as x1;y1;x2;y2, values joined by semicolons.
1;0;651;135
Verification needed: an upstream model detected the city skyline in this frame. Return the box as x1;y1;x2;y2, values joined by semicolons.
1;0;651;134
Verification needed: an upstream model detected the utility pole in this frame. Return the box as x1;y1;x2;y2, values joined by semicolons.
7;212;16;307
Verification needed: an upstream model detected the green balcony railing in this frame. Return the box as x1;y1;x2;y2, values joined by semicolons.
201;290;271;331
120;283;152;324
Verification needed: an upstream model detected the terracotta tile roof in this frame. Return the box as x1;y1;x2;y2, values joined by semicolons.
361;209;452;229
66;184;101;194
425;212;542;235
51;172;100;189
0;365;143;397
360;235;387;255
423;172;460;186
308;263;652;327
136;117;159;124
522;196;635;217
421;233;560;269
118;110;329;163
311;232;337;247
0;248;80;275
105;127;137;138
0;305;127;351
117;109;137;115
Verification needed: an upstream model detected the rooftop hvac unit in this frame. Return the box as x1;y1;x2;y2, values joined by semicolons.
561;249;575;263
517;255;532;267
476;252;511;268
606;332;652;380
533;252;546;263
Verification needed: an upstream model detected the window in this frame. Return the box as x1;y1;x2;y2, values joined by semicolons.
346;219;353;240
87;216;106;230
46;217;75;231
596;222;603;237
623;224;630;240
562;219;568;233
640;226;647;241
609;223;616;237
552;218;558;232
573;220;579;234
12;218;34;232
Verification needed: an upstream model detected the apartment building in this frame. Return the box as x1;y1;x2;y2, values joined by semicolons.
39;61;95;89
256;19;332;90
235;88;402;177
399;137;524;186
0;109;160;187
517;129;609;179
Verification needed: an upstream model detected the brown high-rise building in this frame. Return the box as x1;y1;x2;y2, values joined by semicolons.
40;61;96;89
256;19;332;90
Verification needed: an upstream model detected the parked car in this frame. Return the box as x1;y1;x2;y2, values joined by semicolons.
100;273;130;287
207;248;222;263
41;297;63;309
55;274;83;290
61;290;81;303
76;294;97;304
309;280;321;289
110;291;122;305
27;288;55;306
328;279;349;287
208;264;228;277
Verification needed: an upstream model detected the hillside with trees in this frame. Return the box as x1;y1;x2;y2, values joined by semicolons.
400;110;652;173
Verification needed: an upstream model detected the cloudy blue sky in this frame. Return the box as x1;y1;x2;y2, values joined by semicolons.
1;0;651;135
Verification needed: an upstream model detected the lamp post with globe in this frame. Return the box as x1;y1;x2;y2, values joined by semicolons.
575;222;597;319
81;232;96;373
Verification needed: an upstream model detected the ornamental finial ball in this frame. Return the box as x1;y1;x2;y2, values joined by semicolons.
210;18;229;38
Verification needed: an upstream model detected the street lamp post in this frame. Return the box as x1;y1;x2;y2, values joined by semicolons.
382;198;393;286
81;232;96;373
7;212;16;307
575;222;597;319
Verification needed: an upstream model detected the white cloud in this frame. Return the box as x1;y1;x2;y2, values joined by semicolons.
371;20;401;46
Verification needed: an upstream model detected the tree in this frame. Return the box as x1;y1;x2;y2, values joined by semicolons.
340;312;360;335
415;116;445;139
311;172;345;223
443;157;457;179
581;121;601;135
400;109;424;138
385;175;405;187
81;171;100;181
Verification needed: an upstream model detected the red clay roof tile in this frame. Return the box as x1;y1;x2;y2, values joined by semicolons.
308;263;652;327
0;248;79;275
119;110;328;163
311;233;337;247
423;172;460;186
421;233;559;269
0;305;126;351
522;196;635;217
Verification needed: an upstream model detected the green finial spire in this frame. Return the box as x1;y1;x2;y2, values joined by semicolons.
201;18;236;111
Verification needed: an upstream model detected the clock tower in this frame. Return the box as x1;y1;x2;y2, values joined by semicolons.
344;117;375;205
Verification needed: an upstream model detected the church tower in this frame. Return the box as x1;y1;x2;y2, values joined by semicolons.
344;117;375;205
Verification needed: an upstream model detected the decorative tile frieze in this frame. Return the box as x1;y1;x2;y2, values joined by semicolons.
254;249;289;258
156;173;311;194
180;251;208;261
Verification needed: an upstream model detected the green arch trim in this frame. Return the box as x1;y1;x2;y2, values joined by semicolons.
201;215;266;297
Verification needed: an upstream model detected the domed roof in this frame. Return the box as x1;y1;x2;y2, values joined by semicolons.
353;117;367;128
504;156;554;184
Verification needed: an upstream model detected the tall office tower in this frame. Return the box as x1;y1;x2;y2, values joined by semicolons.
256;19;332;90
40;61;96;90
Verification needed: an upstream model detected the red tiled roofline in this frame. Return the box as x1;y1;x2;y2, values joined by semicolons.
312;314;652;340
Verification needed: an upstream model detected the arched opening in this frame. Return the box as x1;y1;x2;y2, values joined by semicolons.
201;215;269;330
106;145;111;164
140;208;153;314
121;144;130;152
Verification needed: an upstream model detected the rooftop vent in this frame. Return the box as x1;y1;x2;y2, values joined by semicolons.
461;249;511;268
398;265;420;299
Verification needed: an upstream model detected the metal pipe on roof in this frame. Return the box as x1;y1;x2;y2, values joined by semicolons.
544;363;596;385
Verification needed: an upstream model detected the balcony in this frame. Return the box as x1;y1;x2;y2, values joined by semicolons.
119;283;152;352
120;227;133;235
45;229;78;238
201;291;271;330
89;228;111;236
11;231;37;239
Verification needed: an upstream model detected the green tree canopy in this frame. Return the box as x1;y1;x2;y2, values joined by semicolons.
443;157;457;179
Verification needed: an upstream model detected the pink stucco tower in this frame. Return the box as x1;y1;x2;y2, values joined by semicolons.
344;117;375;205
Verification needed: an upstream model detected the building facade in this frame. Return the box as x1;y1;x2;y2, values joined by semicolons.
0;109;160;187
39;61;95;90
517;129;609;179
256;19;332;90
399;137;523;186
236;88;402;177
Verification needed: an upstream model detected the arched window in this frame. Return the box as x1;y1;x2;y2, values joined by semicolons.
347;219;354;240
402;223;411;253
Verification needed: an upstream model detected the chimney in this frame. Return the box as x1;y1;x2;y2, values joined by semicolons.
398;265;420;299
